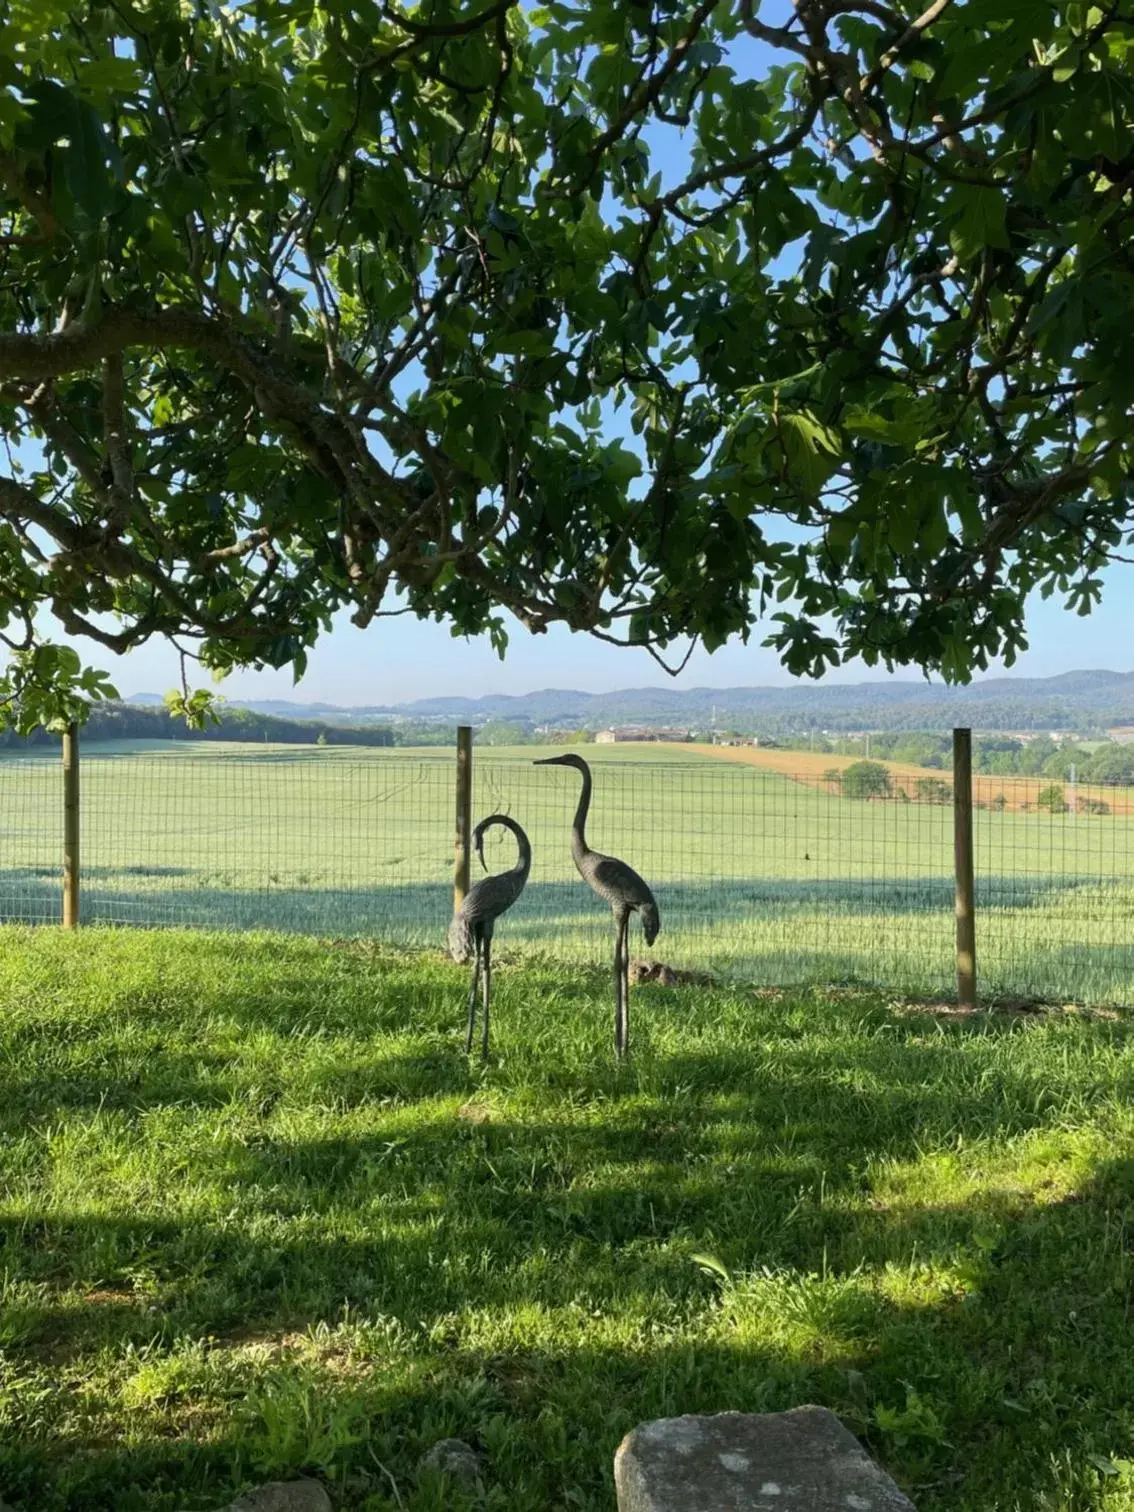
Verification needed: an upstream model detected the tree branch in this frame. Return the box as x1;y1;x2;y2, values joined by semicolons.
860;0;953;93
102;353;134;521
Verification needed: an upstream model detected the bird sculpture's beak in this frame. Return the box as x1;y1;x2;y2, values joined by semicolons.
533;755;568;766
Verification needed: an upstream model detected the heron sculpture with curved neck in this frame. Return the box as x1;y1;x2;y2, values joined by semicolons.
534;753;659;1058
448;814;531;1059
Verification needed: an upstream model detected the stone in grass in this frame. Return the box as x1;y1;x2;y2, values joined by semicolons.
418;1437;485;1486
224;1481;332;1512
614;1406;916;1512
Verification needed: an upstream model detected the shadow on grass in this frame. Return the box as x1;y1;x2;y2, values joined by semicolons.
2;937;1134;1505
5;859;1117;1007
1;959;1132;1510
0;866;1125;939
2;1150;1132;1511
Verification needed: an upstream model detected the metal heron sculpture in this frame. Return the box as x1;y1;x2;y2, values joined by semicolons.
534;753;659;1058
447;813;531;1058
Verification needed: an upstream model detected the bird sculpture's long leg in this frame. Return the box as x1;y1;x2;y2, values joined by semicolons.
612;909;631;1058
481;931;492;1061
612;917;624;1058
619;913;631;1060
464;934;482;1055
617;910;632;1059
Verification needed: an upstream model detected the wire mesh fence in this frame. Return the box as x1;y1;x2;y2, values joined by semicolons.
1;742;1132;1004
0;757;61;925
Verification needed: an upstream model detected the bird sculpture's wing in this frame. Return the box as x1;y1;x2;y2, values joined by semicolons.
463;869;527;921
587;853;657;912
447;868;527;963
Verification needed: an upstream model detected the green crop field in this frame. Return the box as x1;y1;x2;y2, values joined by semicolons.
1;740;1132;1004
1;928;1133;1512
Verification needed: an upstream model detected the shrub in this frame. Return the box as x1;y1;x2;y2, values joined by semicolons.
1036;784;1067;813
914;777;952;805
841;761;892;801
1078;797;1111;816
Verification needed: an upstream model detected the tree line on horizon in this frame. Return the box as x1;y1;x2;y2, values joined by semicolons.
817;732;1134;786
0;703;395;750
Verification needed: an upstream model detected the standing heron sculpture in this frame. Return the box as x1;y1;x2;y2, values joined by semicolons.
534;753;659;1058
447;813;531;1058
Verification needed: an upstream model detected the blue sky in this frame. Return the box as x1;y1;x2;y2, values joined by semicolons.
100;571;1134;704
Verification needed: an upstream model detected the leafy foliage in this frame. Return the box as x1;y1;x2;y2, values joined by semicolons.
163;687;223;733
914;777;952;805
841;759;893;800
0;644;116;734
1078;744;1134;785
1;0;1133;725
798;729;1134;784
1078;795;1111;815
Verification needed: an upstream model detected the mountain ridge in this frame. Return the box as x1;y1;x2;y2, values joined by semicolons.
122;669;1134;733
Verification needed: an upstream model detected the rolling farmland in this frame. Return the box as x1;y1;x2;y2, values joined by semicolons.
697;741;1134;814
0;739;1131;1003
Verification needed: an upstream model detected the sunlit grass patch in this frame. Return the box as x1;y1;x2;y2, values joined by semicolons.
0;927;1132;1509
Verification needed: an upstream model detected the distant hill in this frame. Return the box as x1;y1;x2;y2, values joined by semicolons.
3;702;394;750
123;669;1134;734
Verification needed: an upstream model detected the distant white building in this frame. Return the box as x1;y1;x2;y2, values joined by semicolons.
596;726;689;743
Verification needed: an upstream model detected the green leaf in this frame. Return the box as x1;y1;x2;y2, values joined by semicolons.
775;411;841;495
825;510;859;561
841;409;895;442
843;400;936;448
1086;1454;1122;1478
1030;277;1085;361
489;330;556;357
20;81;114;224
948;186;1010;263
1072;70;1131;161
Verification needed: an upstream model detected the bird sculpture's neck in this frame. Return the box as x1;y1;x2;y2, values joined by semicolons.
481;815;532;880
570;760;593;865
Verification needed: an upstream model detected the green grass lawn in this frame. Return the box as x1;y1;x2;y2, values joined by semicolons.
2;927;1133;1510
1;742;1133;1004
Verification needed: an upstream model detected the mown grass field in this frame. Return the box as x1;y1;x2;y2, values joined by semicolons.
1;928;1133;1511
1;740;1132;1003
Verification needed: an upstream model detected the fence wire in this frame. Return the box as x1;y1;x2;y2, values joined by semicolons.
1;746;1132;1005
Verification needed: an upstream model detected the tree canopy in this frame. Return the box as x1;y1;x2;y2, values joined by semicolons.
1;0;1132;727
841;758;893;799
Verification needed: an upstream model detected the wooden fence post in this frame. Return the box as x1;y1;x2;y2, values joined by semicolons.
454;725;472;913
953;726;976;1009
62;721;80;928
